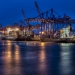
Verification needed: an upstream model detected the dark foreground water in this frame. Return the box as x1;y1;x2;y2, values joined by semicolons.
0;41;75;75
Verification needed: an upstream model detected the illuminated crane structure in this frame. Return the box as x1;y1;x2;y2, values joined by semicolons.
22;9;33;30
23;1;75;38
22;9;29;27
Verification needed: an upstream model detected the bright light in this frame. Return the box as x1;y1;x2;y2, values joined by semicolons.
41;42;45;46
7;28;12;33
39;31;44;35
15;28;19;31
60;26;71;38
42;32;44;35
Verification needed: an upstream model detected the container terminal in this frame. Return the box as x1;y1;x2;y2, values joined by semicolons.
0;1;75;43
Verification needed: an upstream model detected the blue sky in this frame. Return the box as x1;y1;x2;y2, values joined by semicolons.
0;0;75;27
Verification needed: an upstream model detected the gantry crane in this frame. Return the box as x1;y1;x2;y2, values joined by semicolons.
35;0;43;18
19;20;23;25
22;9;34;30
34;0;44;37
26;1;75;39
22;9;29;28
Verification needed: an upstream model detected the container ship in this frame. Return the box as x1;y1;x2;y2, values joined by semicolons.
0;24;75;43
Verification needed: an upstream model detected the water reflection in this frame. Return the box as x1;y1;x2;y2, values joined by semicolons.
0;41;75;75
14;44;21;75
3;41;12;75
60;43;73;46
15;45;20;60
60;43;72;75
38;42;47;75
3;41;22;75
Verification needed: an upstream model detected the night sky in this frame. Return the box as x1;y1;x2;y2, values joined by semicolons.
0;0;75;27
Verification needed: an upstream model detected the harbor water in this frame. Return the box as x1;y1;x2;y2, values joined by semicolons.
0;41;75;75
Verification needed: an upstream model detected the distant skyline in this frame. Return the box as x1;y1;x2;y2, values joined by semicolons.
0;0;75;27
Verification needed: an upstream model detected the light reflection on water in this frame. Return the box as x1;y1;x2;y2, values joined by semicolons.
0;41;75;75
60;43;72;75
3;41;12;75
38;43;48;75
2;41;22;75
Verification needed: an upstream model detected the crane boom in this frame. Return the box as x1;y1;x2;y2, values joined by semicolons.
22;9;28;27
35;1;42;18
22;9;27;21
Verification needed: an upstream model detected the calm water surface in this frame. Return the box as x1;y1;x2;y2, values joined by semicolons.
0;41;75;75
